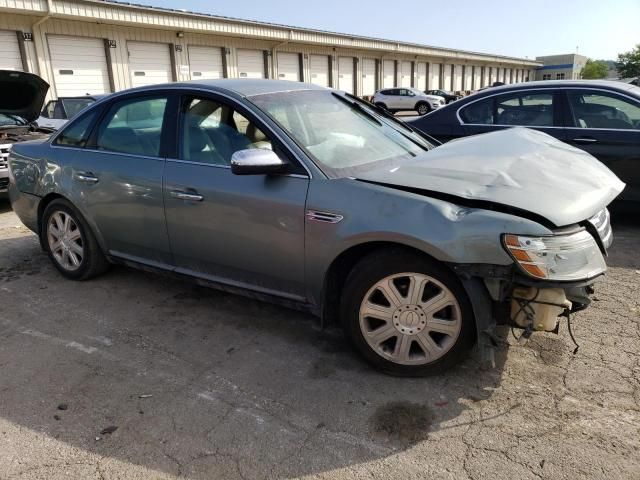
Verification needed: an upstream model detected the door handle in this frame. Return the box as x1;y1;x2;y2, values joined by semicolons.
170;190;204;202
74;172;99;184
572;137;597;144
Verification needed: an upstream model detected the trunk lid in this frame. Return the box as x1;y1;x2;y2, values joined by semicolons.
357;128;625;227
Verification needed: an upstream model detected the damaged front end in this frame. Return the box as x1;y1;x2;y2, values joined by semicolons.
452;208;613;364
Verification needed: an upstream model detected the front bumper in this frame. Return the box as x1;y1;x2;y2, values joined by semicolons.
0;168;8;196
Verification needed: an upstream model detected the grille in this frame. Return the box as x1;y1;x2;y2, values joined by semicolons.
588;208;612;250
0;177;8;189
0;143;10;169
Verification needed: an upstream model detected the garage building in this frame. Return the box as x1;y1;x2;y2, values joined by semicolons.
0;0;540;101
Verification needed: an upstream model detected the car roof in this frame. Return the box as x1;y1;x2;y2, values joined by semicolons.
475;79;640;96
58;94;109;100
124;79;328;98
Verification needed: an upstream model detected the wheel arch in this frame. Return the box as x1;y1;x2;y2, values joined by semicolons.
37;193;108;254
320;240;462;326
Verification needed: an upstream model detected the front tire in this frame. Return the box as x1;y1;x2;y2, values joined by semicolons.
341;250;475;376
416;102;431;116
42;199;109;280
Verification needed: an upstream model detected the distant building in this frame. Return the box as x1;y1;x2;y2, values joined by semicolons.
0;0;540;101
535;54;588;81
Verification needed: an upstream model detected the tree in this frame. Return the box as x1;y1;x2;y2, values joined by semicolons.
616;44;640;78
581;59;609;79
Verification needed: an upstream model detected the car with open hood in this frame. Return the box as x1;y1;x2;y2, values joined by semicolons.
0;70;52;198
7;79;624;376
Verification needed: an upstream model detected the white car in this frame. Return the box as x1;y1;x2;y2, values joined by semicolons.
372;88;445;115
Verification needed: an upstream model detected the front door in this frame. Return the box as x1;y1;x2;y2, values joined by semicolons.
163;94;309;299
562;88;640;203
66;94;172;265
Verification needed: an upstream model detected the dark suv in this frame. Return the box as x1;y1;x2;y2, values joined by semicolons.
409;80;640;203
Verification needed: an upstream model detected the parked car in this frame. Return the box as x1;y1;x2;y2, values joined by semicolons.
38;94;107;130
372;88;445;115
0;70;52;198
8;79;623;376
425;89;461;104
408;80;640;203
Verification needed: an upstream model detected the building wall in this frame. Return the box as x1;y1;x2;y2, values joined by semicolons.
0;0;540;100
535;53;588;81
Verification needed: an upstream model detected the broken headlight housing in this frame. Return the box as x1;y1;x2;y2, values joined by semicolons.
502;230;606;281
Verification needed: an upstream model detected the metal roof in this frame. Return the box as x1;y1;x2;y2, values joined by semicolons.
81;0;540;66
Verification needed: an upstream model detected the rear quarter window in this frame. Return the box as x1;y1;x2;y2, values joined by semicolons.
54;110;99;147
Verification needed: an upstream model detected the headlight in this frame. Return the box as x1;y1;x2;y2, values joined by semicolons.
502;230;606;281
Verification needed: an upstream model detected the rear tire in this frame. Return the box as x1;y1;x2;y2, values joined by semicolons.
340;249;475;376
41;199;110;280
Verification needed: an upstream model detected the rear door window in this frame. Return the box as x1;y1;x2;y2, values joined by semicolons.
95;97;168;157
566;90;640;130
460;91;555;126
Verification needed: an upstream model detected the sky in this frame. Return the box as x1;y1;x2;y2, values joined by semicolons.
143;0;639;60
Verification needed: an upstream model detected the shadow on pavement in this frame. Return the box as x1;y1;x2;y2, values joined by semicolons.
0;233;510;479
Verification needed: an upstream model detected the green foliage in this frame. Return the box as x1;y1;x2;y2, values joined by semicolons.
616;44;640;78
581;59;609;79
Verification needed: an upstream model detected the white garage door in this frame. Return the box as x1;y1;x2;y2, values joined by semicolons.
482;67;489;88
237;49;265;79
464;66;472;90
338;56;354;94
309;54;329;87
443;65;452;91
277;52;300;81
430;63;441;89
473;66;481;89
49;35;111;96
453;65;463;91
0;30;22;71
361;58;376;96
382;60;395;88
128;41;172;88
188;45;223;80
400;61;412;88
416;62;427;91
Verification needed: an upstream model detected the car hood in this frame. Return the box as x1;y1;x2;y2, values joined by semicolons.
356;128;625;227
0;70;49;123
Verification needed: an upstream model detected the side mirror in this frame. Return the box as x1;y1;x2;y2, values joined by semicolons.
230;148;288;175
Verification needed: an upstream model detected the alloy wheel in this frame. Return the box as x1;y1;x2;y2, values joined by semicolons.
47;211;84;271
358;272;462;365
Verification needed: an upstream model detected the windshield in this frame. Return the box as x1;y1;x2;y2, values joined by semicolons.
0;113;27;127
249;90;432;177
61;98;96;118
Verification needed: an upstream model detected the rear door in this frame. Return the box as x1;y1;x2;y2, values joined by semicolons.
58;93;173;265
163;92;309;298
562;88;640;202
459;89;564;140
